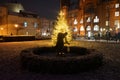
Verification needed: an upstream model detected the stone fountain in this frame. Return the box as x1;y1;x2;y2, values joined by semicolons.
20;11;103;74
20;45;103;73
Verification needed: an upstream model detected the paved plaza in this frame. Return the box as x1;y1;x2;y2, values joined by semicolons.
0;40;120;80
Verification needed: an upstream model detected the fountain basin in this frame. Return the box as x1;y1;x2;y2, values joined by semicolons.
20;46;103;73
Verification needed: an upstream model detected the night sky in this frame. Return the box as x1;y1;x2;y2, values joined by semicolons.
0;0;60;20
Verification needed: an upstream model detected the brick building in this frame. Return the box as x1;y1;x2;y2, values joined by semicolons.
61;0;120;38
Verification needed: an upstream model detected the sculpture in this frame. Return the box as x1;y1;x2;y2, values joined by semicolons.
55;32;69;55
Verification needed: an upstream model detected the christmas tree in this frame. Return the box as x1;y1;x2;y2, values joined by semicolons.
52;11;72;45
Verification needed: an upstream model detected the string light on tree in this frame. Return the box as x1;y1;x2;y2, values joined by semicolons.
52;11;72;45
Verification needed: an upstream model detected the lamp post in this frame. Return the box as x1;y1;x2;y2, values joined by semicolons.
14;24;18;35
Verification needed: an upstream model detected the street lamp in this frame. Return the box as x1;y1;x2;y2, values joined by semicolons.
14;24;18;35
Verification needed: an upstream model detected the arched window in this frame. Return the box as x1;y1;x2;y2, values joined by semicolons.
80;26;84;31
74;19;78;25
73;27;78;32
94;25;99;31
87;17;91;22
94;16;99;23
86;26;91;31
80;18;83;24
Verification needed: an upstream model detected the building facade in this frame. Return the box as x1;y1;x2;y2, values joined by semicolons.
61;0;120;38
0;3;40;36
40;18;54;38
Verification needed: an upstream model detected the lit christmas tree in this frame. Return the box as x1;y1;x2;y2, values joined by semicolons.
52;11;72;45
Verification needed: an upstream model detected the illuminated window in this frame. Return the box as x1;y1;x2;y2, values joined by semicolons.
26;32;28;35
24;22;28;27
74;19;78;25
87;17;91;22
73;27;78;32
114;20;119;25
109;28;112;31
88;32;91;37
103;28;106;31
34;22;38;28
114;20;120;28
115;3;119;8
106;21;109;26
42;32;47;36
86;26;91;31
100;28;103;32
80;26;84;31
115;11;119;16
94;16;99;23
94;25;99;31
80;19;83;24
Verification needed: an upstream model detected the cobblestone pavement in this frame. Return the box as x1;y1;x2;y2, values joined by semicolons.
0;40;120;80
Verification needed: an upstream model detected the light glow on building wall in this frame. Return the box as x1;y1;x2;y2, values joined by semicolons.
5;3;24;13
0;27;4;35
14;24;18;28
0;27;4;30
109;28;112;31
14;7;21;13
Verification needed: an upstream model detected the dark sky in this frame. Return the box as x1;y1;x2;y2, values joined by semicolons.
0;0;60;20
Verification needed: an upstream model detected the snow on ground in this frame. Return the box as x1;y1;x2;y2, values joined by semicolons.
0;40;120;80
